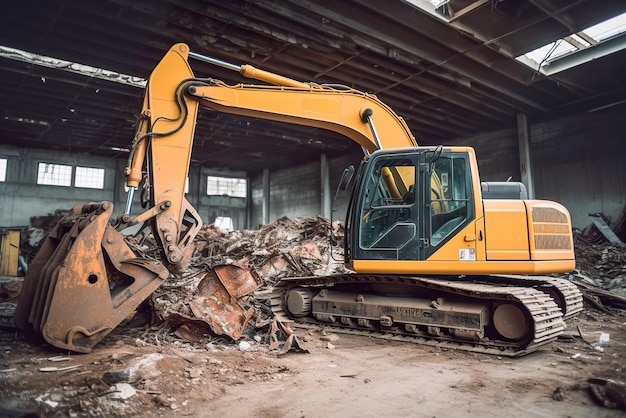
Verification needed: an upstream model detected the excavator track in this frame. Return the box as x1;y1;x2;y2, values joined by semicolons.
459;274;584;320
270;274;583;357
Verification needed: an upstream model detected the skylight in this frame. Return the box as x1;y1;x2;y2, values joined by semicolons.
402;1;626;76
586;13;626;41
516;12;626;75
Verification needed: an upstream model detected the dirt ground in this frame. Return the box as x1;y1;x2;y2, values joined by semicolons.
0;308;624;418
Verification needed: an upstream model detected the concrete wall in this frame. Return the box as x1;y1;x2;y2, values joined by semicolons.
458;107;626;229
0;145;249;229
531;110;625;229
249;152;363;227
251;104;624;231
0;146;119;227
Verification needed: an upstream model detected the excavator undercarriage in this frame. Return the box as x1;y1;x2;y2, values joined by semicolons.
271;274;583;356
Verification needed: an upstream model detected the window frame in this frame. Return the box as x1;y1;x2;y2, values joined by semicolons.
37;162;72;187
206;175;247;198
0;158;6;182
74;166;105;189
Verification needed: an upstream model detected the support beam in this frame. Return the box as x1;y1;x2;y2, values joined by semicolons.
321;154;331;218
517;113;534;199
0;46;147;88
262;169;270;224
246;175;252;230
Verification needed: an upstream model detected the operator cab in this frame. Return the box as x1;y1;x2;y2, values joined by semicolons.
346;147;474;262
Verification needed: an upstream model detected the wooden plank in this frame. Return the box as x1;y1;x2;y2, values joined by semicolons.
0;231;20;276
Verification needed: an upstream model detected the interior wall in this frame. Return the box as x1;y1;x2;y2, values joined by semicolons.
2;106;623;233
197;167;247;230
248;104;625;232
0;145;248;229
249;152;364;228
530;108;626;229
459;106;626;229
0;146;119;227
253;104;625;231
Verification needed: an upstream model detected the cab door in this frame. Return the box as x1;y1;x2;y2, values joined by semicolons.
424;151;475;260
350;151;427;261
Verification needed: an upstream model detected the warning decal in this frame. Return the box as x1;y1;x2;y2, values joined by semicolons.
459;248;476;261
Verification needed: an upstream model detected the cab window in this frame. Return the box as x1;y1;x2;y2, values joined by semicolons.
429;154;471;246
359;157;416;251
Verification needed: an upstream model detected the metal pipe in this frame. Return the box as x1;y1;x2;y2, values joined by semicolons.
188;50;308;88
361;108;383;150
124;187;136;215
188;51;241;72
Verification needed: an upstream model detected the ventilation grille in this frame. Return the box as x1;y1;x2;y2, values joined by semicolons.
531;206;569;223
531;206;572;250
534;235;572;250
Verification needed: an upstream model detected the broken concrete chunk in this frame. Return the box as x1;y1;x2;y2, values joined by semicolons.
103;353;163;385
109;383;136;400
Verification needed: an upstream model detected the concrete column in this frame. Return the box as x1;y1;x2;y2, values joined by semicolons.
188;165;200;209
245;175;251;229
517;113;535;199
262;168;270;224
320;154;331;218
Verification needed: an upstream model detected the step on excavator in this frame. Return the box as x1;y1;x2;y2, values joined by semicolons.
15;43;583;355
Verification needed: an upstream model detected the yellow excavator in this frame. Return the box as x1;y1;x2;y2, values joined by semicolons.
15;44;582;356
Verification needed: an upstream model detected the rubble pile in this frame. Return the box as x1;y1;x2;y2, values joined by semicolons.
149;215;349;294
574;234;626;287
146;216;351;343
191;216;350;282
572;228;626;311
19;209;71;264
13;210;625;346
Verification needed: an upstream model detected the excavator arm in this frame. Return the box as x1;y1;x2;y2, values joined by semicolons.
15;43;418;352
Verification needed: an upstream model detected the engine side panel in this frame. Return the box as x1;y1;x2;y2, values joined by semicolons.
483;200;530;260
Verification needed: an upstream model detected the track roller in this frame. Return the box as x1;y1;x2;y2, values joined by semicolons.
493;303;531;340
285;288;313;317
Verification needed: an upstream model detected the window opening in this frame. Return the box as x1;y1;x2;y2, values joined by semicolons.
359;157;416;250
429;155;471;246
207;176;246;197
0;158;6;182
75;166;105;189
401;2;626;76
516;12;626;74
37;163;71;186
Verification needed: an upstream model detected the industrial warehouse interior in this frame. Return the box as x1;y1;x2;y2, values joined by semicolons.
0;1;625;416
